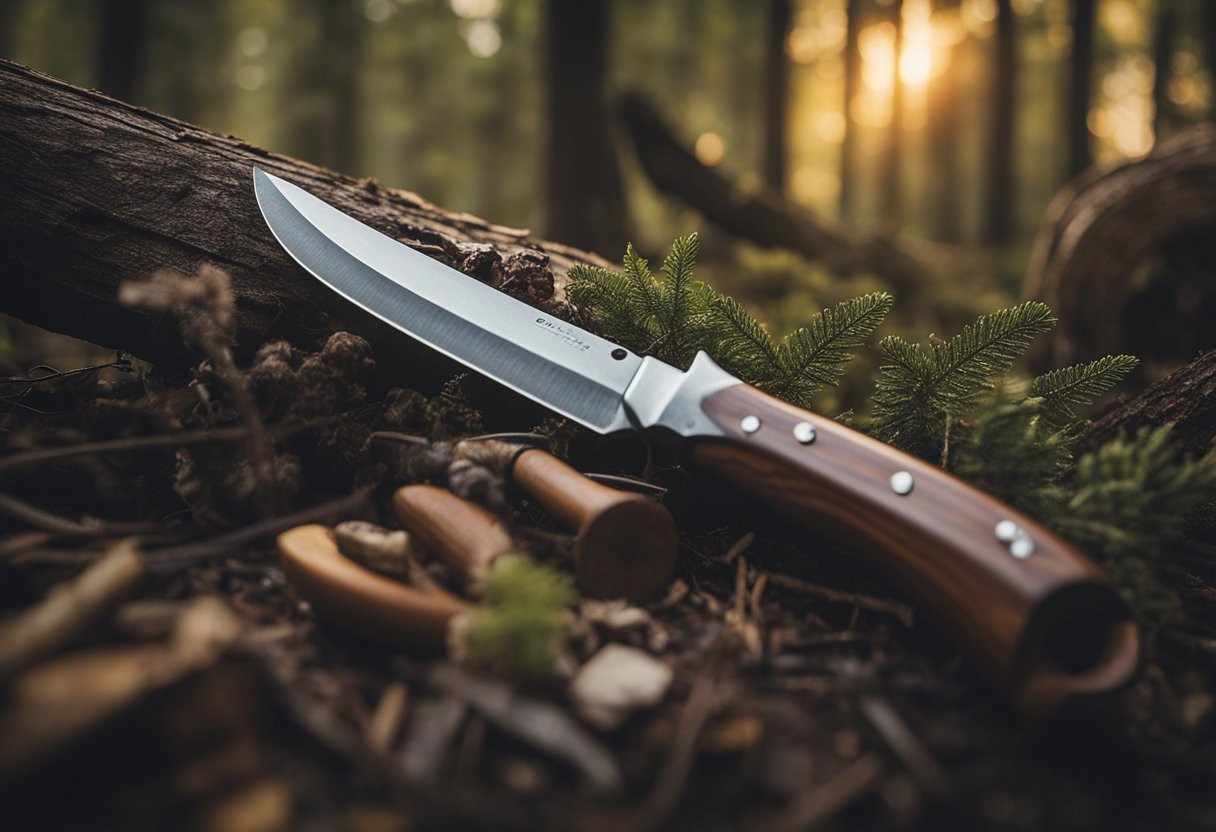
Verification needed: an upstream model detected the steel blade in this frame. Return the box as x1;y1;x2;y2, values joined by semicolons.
254;169;642;433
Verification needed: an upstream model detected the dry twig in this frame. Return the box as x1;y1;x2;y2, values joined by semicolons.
0;542;146;681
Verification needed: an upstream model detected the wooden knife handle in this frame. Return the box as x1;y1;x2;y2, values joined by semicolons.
392;484;513;591
277;524;468;652
510;448;678;602
692;384;1138;717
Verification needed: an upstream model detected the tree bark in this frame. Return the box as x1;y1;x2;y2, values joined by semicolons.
762;0;792;195
1086;350;1216;459
1066;0;1095;179
618;93;930;288
983;0;1016;244
0;61;605;381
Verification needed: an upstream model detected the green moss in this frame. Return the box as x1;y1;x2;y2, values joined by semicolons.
462;556;576;680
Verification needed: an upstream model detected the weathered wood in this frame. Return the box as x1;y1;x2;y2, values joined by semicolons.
617;94;931;289
0;60;607;378
1086;349;1216;457
1025;124;1216;370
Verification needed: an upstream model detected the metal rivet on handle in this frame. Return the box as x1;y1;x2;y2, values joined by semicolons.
1009;535;1035;559
741;415;761;435
994;520;1019;542
890;471;914;495
793;421;817;444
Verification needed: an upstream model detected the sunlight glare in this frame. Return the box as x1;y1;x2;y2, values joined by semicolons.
364;0;392;23
900;43;931;85
816;111;846;144
450;0;501;19
860;21;895;92
463;19;501;58
898;0;933;87
1100;0;1143;48
695;132;727;166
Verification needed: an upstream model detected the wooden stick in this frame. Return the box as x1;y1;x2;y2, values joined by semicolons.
0;542;146;681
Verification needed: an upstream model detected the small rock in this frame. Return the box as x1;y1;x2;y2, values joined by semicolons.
334;521;411;577
570;644;673;731
581;599;651;631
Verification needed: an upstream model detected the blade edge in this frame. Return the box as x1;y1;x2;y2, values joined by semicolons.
253;170;637;433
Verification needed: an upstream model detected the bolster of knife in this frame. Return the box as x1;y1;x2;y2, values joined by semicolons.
690;384;1139;718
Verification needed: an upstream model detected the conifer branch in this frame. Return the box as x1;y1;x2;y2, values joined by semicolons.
1030;354;1139;424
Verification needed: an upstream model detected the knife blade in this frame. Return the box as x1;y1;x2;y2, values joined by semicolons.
253;168;1138;717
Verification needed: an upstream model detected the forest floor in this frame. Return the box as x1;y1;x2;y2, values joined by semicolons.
1;295;1215;832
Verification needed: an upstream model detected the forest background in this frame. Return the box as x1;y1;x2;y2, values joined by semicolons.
3;0;1213;389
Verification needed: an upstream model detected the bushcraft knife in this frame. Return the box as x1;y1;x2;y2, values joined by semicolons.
253;168;1138;717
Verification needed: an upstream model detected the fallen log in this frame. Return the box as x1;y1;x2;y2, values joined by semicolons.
0;60;607;380
617;93;932;289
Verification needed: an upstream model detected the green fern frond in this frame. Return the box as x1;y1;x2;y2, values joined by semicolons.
927;301;1055;413
567;264;658;351
871;302;1054;456
1039;426;1216;624
660;233;699;331
950;399;1076;509
571;238;712;367
623;243;664;318
870;334;935;451
709;294;783;383
775;292;894;395
1030;354;1139;424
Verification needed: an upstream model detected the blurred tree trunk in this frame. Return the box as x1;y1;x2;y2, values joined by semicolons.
1151;0;1175;146
762;0;792;194
1206;2;1216;120
982;0;1016;244
928;38;961;242
545;0;625;257
96;0;149;104
289;1;363;172
836;0;865;222
880;0;904;226
839;0;864;221
325;0;364;175
1066;0;1095;178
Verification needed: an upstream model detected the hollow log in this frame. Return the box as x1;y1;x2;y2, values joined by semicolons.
0;60;607;381
1025;125;1216;371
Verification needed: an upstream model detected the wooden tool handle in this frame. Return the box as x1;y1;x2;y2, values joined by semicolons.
692;384;1139;716
392;484;513;590
510;448;678;602
277;524;468;652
